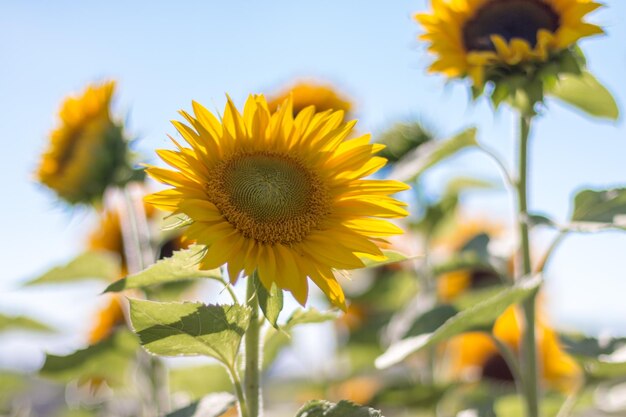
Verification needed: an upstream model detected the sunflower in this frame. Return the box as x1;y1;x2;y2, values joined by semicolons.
36;81;133;205
267;81;352;118
145;95;409;308
447;305;581;390
434;219;504;301
88;295;126;344
416;0;603;87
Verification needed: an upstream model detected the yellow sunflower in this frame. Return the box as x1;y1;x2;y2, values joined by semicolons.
267;81;352;117
447;305;581;391
145;95;409;308
36;81;132;204
416;0;603;86
88;295;126;344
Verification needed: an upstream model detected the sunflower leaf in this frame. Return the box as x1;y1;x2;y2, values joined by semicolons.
169;365;232;400
295;400;383;417
389;128;478;183
361;250;417;269
25;252;121;286
104;245;222;293
375;275;541;369
129;299;251;368
0;314;54;333
571;188;626;227
164;392;236;417
40;330;138;387
549;71;619;120
255;278;283;329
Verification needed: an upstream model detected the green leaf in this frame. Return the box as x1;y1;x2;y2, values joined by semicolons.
164;392;235;417
390;128;478;183
129;299;251;368
40;330;138;386
295;400;383;417
0;314;53;333
361;250;417;269
375;276;541;369
263;308;338;370
444;177;498;197
255;277;283;329
26;252;120;286
105;245;222;293
571;188;626;226
0;372;26;407
170;365;232;400
550;71;619;120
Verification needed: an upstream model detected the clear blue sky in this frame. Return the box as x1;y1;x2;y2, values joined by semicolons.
1;1;625;368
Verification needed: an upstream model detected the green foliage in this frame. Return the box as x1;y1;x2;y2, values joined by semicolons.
550;71;619;120
563;335;626;381
571;188;626;226
296;400;383;417
169;365;232;400
263;308;338;370
375;276;541;369
105;245;222;293
404;305;459;338
40;330;138;387
164;392;235;417
26;252;120;286
129;299;250;369
373;382;450;409
254;276;283;329
390;128;477;183
361;250;414;269
0;314;53;333
376;120;435;163
0;372;26;409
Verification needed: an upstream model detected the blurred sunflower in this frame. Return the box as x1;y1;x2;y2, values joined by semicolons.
86;205;190;343
36;81;134;205
145;95;409;308
416;0;603;86
447;305;581;391
434;219;505;301
88;295;126;344
267;81;352;117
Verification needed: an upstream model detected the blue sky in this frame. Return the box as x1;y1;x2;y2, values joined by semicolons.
1;1;625;368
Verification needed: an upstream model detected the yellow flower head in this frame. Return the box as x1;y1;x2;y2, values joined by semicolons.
416;0;603;86
36;81;131;205
145;95;409;309
268;81;352;117
447;305;581;390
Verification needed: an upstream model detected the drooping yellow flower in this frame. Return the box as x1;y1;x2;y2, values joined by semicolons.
36;81;132;205
434;219;504;301
416;0;603;86
145;95;409;308
88;208;127;274
268;81;352;117
447;305;581;390
88;295;126;344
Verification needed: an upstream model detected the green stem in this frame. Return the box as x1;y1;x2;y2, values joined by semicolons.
517;114;540;417
245;273;262;417
228;365;249;417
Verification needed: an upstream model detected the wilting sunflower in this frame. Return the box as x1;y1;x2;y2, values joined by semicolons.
145;95;409;308
267;81;352;118
36;81;133;205
447;305;581;391
416;0;603;86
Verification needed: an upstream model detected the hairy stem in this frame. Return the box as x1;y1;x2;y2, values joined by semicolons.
517;114;540;417
245;274;262;417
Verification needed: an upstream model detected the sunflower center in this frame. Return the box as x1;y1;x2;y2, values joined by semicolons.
207;152;331;245
463;0;560;52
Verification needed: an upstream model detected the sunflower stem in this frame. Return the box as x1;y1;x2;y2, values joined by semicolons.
245;273;262;417
516;114;540;417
